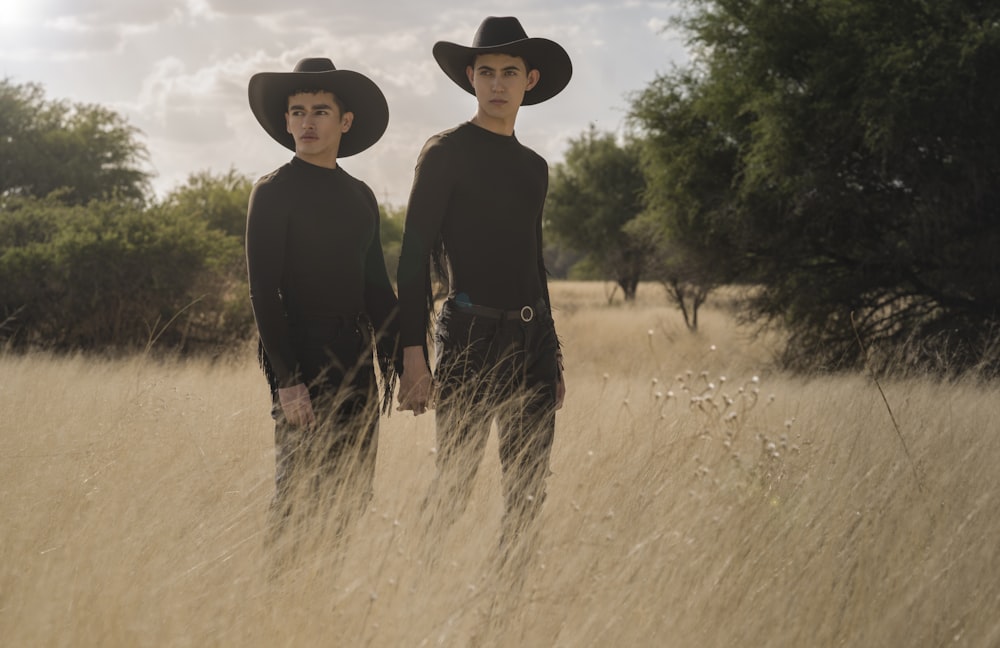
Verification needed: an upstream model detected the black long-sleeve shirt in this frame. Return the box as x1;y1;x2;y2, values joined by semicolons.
246;156;397;389
396;122;553;348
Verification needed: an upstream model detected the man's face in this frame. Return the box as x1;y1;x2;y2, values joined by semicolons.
465;53;539;122
284;91;353;164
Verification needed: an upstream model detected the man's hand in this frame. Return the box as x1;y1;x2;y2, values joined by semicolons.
397;345;433;415
278;383;315;426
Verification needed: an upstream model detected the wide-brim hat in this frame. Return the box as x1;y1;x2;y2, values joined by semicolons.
432;16;572;106
248;58;389;157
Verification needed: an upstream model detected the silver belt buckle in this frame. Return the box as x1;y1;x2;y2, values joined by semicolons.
520;305;535;322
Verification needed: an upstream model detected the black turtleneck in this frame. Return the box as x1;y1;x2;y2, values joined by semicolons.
396;121;552;348
246;156;397;388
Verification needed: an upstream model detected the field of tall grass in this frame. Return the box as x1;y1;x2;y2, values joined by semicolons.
2;281;998;647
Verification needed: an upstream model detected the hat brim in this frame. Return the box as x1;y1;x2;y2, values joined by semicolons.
248;69;388;157
432;38;572;105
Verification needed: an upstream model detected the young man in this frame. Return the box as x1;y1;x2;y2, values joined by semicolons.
395;17;571;549
246;58;397;546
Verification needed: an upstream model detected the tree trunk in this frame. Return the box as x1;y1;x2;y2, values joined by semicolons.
618;275;640;302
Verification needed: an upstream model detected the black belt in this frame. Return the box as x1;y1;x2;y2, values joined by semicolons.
450;299;543;323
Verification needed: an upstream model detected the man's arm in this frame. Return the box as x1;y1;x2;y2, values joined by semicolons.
247;176;313;423
247;179;297;386
396;136;454;415
396;136;453;348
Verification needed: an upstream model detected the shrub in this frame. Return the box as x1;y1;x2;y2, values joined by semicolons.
0;195;252;354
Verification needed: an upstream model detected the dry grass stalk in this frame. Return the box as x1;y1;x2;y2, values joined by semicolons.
1;281;998;646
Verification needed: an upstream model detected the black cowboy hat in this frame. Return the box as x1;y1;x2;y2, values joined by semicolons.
432;16;572;106
248;58;389;157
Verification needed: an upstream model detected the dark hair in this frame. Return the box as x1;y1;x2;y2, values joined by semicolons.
286;87;348;115
470;51;535;73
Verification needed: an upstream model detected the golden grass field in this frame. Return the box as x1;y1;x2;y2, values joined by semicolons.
2;281;998;647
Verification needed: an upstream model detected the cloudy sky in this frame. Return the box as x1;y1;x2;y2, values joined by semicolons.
1;0;689;206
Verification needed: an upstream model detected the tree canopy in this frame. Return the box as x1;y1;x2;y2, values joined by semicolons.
1;78;151;205
545;127;650;300
631;0;1000;374
0;193;248;353
159;168;254;239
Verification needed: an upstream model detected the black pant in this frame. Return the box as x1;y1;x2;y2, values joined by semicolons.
268;317;378;546
428;299;560;545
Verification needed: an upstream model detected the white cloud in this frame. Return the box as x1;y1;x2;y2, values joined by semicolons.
42;0;181;27
2;1;690;205
647;16;671;33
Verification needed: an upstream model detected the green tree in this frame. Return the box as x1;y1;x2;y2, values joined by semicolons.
623;210;722;331
632;0;1000;374
0;79;151;205
158;168;253;239
630;68;742;330
546;126;649;301
379;202;405;282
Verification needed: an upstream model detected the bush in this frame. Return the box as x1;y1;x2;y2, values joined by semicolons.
0;195;252;354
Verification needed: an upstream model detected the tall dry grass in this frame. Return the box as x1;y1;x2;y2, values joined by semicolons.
1;281;998;647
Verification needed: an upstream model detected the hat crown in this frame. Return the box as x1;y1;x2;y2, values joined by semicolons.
293;58;337;73
248;57;388;156
471;16;529;47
